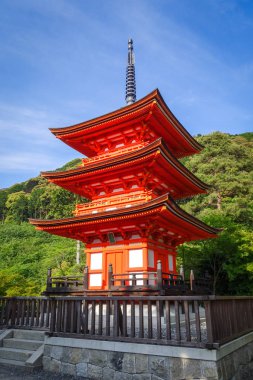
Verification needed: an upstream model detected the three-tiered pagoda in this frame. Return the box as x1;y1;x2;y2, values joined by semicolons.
30;40;219;293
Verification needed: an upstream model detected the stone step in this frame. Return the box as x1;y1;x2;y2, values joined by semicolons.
0;357;26;367
13;329;45;341
3;338;43;351
0;347;33;362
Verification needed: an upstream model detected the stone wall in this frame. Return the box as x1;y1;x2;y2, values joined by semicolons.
217;339;253;380
43;332;253;380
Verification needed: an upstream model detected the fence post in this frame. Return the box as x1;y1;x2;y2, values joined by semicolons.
204;299;214;347
83;266;89;290
47;268;52;289
50;298;56;333
157;260;162;289
108;264;113;290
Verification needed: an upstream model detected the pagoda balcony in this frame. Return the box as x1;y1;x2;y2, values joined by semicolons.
44;262;212;297
81;142;148;166
74;190;154;216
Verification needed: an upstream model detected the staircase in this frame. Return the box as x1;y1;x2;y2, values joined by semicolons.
0;329;45;369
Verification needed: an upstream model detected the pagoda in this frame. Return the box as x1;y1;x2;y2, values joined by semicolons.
30;40;219;294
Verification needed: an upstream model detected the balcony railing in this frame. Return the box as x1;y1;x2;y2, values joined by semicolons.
74;191;153;215
45;261;211;296
81;143;147;165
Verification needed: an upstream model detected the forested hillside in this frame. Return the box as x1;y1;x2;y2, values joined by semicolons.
0;132;252;296
178;132;253;295
0;158;85;296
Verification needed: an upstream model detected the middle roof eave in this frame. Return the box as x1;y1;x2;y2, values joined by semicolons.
29;193;220;238
41;138;210;195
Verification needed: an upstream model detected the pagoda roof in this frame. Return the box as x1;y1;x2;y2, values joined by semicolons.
30;194;220;243
41;138;210;199
50;89;202;158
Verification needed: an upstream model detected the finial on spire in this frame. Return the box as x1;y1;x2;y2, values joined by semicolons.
125;39;136;105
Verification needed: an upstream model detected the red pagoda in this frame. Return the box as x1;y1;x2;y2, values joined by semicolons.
30;40;219;294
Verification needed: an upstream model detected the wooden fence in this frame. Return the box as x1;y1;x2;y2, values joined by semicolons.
1;295;253;348
0;297;51;330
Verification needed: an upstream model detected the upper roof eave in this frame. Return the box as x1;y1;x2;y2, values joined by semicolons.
49;89;203;153
49;89;160;135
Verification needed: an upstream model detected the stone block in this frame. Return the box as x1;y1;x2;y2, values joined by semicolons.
169;357;184;379
102;367;115;380
61;362;76;376
62;346;89;364
200;360;218;379
49;358;61;373
217;360;224;380
136;354;149;373
76;362;88;378
182;358;202;379
151;375;166;380
43;344;51;357
87;363;103;379
89;349;108;367
149;355;169;379
247;342;253;362
114;371;133;380
236;365;253;380
51;345;63;361
233;346;248;369
42;356;51;370
222;354;236;380
122;353;136;373
133;374;152;380
108;351;124;371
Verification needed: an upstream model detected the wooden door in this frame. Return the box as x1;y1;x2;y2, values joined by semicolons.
159;253;168;273
106;251;124;288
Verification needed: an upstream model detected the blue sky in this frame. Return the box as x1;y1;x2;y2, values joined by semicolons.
0;0;252;189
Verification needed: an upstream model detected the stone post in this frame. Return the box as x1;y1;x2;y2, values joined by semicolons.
157;260;162;289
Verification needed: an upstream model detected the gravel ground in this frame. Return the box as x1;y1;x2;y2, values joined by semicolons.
0;366;85;380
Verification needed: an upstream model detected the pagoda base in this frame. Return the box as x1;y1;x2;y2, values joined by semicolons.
44;278;212;297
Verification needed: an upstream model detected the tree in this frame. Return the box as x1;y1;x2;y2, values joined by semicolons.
0;223;85;296
5;191;29;223
177;212;253;295
181;132;253;225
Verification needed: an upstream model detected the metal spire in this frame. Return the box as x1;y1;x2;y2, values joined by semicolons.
125;39;136;105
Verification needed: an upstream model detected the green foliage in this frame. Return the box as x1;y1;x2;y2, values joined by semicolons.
178;132;253;295
0;157;84;296
0;190;8;221
0;158;83;222
0;223;85;296
177;213;253;295
180;132;253;225
55;158;82;172
5;191;29;223
235;132;253;141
